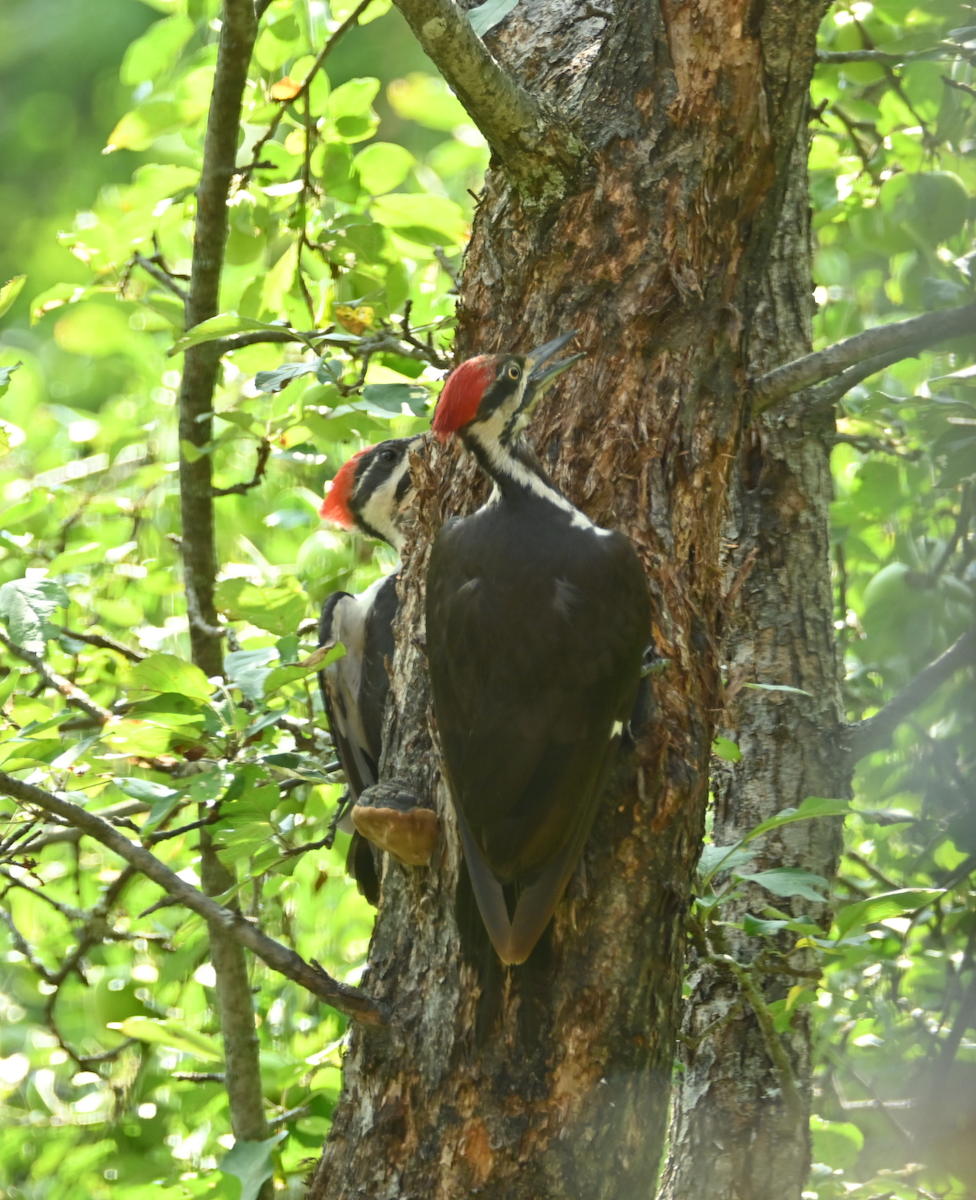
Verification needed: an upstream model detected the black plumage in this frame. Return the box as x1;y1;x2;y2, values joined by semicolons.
317;436;421;902
427;336;650;965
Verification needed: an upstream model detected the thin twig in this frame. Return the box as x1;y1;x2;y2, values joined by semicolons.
0;629;112;723
753;303;976;410
0;769;387;1026
133;253;190;303
710;954;805;1123
817;45;952;65
943;75;976;99
845;624;976;759
213;438;271;497
54;626;146;663
827;432;921;459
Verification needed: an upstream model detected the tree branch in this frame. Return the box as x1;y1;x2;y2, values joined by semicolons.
390;0;583;197
844;624;976;760
216;326;451;367
178;0;259;678
0;629;112;723
817;45;952;65
55;626;146;663
752;303;976;410
0;769;387;1026
132;253;190;303
213;438;271;497
801;348;912;412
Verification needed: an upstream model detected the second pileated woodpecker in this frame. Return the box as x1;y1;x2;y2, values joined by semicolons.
318;435;436;900
427;333;650;966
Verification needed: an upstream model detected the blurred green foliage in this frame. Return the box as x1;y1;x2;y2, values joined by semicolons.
0;0;973;1196
0;0;486;1195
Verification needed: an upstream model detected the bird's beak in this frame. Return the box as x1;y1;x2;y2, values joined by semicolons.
524;330;585;396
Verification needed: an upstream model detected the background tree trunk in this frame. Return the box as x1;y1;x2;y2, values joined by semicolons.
661;132;846;1200
308;1;831;1196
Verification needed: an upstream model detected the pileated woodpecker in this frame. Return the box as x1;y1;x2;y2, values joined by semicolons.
427;333;650;966
318;435;435;900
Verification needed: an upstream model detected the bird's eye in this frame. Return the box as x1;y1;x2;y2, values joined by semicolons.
381;449;396;462
508;365;521;380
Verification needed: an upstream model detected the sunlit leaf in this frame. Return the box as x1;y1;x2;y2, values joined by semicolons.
114;1016;223;1061
736;868;830;902
0;578;69;651
834;888;943;939
0;276;26;321
125;653;214;703
220;1132;287;1200
711;736;741;763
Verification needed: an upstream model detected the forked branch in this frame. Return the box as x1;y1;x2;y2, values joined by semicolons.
0;769;387;1027
844;624;976;760
391;0;583;197
752;303;976;411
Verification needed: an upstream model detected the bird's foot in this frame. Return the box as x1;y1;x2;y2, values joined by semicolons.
641;644;671;677
323;790;354;849
351;781;440;866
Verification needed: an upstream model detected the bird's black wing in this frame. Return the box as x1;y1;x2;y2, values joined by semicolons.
318;591;377;801
427;507;649;963
358;572;398;764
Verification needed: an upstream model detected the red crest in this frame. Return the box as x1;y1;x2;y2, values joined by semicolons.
432;356;495;440
320;448;367;527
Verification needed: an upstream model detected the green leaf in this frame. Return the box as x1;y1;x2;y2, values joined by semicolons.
125;653;214;703
254;360;319;393
116;777;180;804
0;276;26;321
810;1117;865;1170
697;844;755;879
0;362;20;401
746;797;851;842
371;193;467;247
120;14;195;85
742;914;789;937
834;888;943;938
353;142;414;195
328;77;380;120
0;578;69;651
225;647;277;703
215;578;308;637
0;668;23;709
387;72;470;131
263;642;344;694
105;101;192;152
220;1132;287;1200
102;718;172;757
359;383;429;416
712;736;741;763
737;867;830;902
47;540;109;576
114;1016;223;1061
468;0;520;36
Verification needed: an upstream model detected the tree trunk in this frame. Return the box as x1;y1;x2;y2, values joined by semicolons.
308;2;829;1196
661;131;846;1200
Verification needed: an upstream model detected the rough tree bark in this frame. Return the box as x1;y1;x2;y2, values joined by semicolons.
308;1;833;1197
660;126;846;1200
